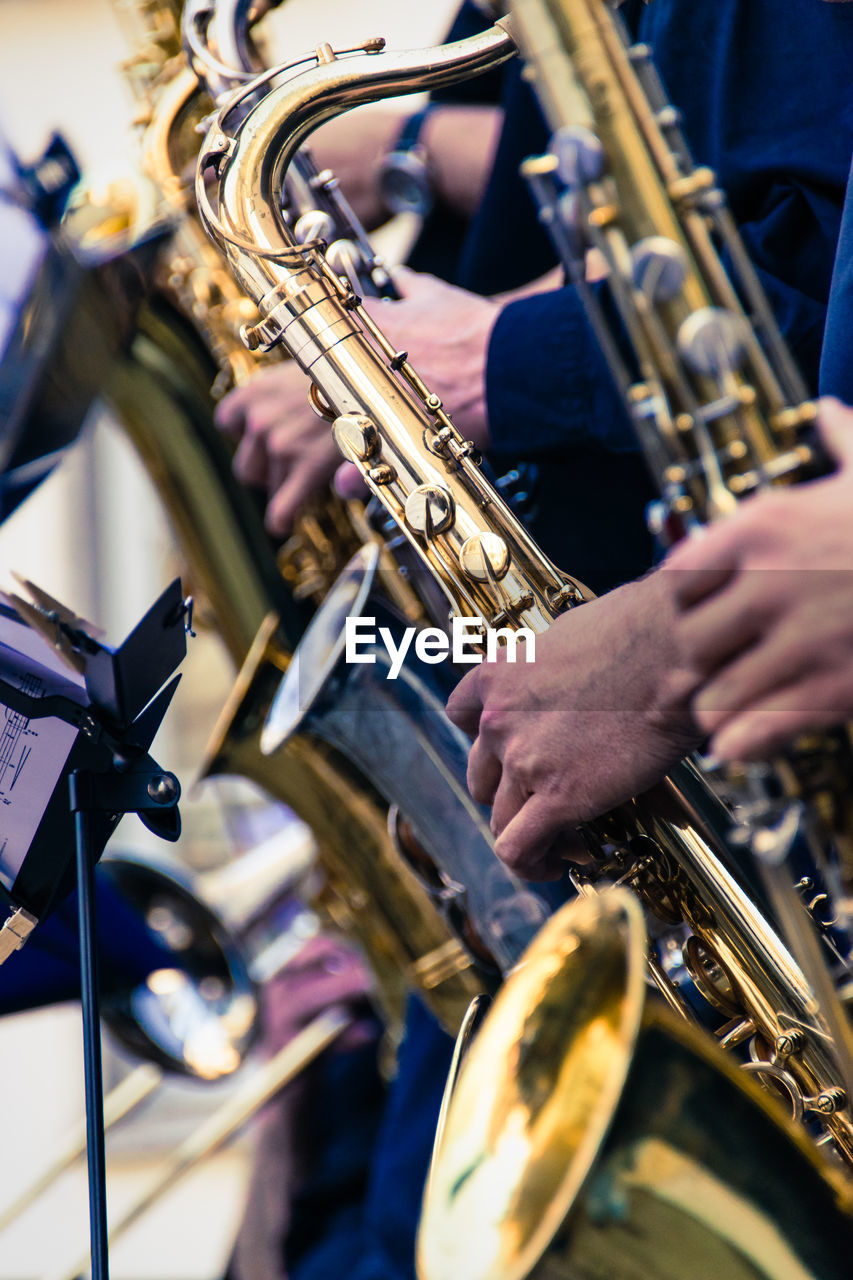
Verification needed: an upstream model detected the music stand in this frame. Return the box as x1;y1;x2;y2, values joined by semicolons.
0;578;190;1280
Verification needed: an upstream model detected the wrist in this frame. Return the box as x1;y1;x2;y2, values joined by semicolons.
621;572;703;745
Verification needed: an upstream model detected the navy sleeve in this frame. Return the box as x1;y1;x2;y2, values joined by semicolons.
486;220;831;465
821;161;853;404
485;283;638;461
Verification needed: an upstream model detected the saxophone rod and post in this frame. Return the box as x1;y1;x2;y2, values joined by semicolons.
511;0;853;1112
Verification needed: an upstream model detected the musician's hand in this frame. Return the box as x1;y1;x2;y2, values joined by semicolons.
446;573;700;880
664;397;853;762
361;267;499;448
262;934;376;1053
215;362;341;536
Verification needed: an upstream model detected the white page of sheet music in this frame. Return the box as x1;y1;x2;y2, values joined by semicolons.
0;608;87;888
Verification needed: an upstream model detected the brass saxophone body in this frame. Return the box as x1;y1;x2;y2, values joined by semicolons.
513;0;853;1115
98;0;489;1034
513;0;853;880
418;891;853;1280
197;19;853;1160
182;13;560;983
134;5;373;608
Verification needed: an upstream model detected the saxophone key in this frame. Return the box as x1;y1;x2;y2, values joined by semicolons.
333;411;380;460
458;532;511;582
630;235;687;302
405;485;456;536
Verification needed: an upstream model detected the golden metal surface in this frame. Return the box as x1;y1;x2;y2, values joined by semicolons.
419;891;853;1280
512;0;853;885
92;0;487;1035
196;23;586;640
197;9;853;1162
420;891;646;1280
509;0;853;1160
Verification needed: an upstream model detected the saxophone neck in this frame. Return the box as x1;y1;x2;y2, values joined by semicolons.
182;0;261;101
201;22;518;277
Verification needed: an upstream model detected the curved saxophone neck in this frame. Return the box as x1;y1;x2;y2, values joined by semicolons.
202;22;517;272
208;0;259;77
182;0;263;99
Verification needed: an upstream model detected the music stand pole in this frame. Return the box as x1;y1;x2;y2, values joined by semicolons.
72;785;109;1280
68;763;181;1280
0;578;188;1280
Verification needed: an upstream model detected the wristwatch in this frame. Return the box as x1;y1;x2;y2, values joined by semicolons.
378;107;436;218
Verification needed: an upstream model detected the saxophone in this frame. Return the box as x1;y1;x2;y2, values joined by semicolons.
196;16;853;1163
418;891;853;1280
175;0;555;982
96;0;491;1034
127;0;379;609
513;0;853;1116
513;0;853;886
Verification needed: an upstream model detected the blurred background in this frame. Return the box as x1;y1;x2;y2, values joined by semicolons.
0;2;455;1276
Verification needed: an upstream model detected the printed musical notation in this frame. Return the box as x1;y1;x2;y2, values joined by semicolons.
0;613;86;888
0;671;42;802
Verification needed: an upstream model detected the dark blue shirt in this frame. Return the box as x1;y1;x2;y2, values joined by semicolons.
0;868;176;1014
820;158;853;404
289;995;454;1280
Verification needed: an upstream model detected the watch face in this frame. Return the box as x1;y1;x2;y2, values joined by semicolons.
379;152;433;218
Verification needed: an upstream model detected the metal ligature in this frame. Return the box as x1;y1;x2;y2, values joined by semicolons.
196;14;853;1164
513;0;853;893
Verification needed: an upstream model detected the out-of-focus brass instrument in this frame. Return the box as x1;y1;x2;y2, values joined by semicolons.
17;842;355;1280
418;890;853;1280
120;0;373;610
196;16;853;1164
0;838;320;1234
98;0;489;1033
513;0;853;891
46;1008;350;1280
168;0;552;983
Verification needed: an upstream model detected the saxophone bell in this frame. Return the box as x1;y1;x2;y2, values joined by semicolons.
418;890;853;1280
260;542;553;978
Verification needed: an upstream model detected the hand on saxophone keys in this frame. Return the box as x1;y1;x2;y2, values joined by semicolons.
215;361;345;535
215;266;500;534
446;570;702;880
662;397;853;764
359;266;498;449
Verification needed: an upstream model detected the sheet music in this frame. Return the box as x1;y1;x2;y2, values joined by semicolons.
0;607;87;889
